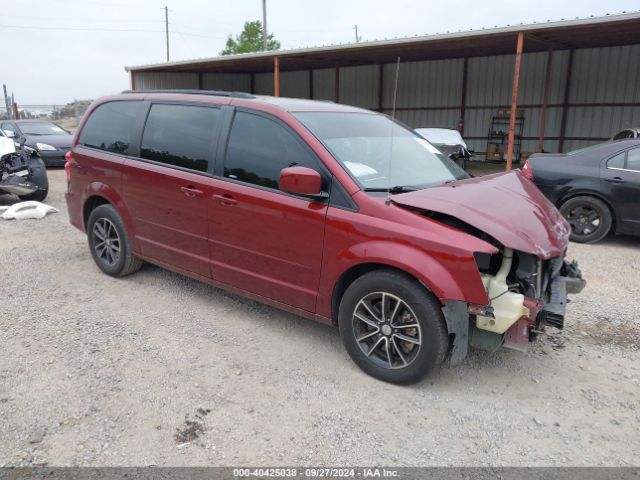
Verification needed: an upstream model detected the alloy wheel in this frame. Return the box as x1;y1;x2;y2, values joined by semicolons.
92;217;121;266
566;205;601;237
352;292;422;370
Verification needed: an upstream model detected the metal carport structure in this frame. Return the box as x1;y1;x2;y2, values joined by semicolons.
126;11;640;167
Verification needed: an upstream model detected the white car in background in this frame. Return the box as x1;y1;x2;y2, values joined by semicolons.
415;127;473;170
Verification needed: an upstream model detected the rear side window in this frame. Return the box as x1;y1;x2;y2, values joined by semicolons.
627;147;640;171
224;111;317;190
79;101;139;155
607;152;625;169
140;104;220;173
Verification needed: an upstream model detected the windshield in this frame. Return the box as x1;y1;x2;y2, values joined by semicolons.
415;128;466;147
18;122;68;136
294;112;468;191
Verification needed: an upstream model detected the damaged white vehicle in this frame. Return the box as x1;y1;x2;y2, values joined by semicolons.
0;128;49;202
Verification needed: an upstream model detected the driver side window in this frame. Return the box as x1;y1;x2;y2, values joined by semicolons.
223;111;320;191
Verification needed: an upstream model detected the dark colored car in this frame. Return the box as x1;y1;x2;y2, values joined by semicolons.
522;140;640;243
415;127;473;169
65;91;584;384
0;120;72;166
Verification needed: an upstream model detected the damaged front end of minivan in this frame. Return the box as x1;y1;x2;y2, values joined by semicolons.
392;170;586;364
451;247;586;363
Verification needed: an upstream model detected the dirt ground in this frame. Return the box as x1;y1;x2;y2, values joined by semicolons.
0;169;638;467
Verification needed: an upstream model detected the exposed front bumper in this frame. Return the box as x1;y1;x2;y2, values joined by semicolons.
37;148;69;166
537;260;586;330
445;253;586;362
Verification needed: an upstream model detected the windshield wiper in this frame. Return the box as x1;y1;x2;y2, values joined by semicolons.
363;185;421;194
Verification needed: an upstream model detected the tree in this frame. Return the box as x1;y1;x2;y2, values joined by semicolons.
220;20;280;55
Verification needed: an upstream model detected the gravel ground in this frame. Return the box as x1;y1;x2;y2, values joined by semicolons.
0;169;639;467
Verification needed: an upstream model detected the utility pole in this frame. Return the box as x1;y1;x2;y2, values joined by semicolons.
262;0;267;51
354;25;360;42
164;6;170;62
12;99;19;120
2;84;11;120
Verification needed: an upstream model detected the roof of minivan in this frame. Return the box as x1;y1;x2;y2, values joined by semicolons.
123;90;371;114
247;95;370;113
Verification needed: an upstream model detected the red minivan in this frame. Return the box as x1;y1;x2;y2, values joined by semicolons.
65;91;585;384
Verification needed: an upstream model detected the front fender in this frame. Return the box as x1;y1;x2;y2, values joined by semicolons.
317;240;489;320
346;240;487;302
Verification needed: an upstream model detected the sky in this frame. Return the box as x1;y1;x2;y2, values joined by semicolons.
2;0;639;105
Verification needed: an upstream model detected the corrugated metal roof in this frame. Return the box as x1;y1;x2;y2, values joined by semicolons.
126;11;640;74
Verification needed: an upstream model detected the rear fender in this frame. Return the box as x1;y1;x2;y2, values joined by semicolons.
81;182;140;252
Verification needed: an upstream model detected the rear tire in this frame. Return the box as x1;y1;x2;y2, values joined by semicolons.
18;187;48;202
338;269;448;384
559;195;612;243
87;204;143;277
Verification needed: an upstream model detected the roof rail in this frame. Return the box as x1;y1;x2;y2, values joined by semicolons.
121;89;255;99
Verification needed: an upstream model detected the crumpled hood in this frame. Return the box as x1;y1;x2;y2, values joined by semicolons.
392;170;570;259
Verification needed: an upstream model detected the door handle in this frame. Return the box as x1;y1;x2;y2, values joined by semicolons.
605;177;626;184
180;186;204;198
212;193;238;206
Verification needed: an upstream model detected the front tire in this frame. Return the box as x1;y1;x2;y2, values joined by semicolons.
18;157;49;202
559;195;612;243
338;270;448;384
87;204;143;277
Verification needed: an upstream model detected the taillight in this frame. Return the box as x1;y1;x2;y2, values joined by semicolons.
521;159;534;181
64;150;73;185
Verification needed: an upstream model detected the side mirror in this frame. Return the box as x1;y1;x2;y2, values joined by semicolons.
279;166;327;199
3;130;15;138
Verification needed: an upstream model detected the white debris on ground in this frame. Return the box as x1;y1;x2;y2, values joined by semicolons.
0;201;59;220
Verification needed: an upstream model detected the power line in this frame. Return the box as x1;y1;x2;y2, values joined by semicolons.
174;31;225;40
174;31;196;58
0;23;224;39
47;0;161;9
169;9;237;27
0;24;165;33
1;14;163;24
